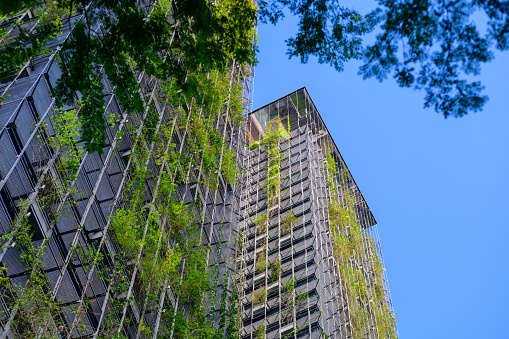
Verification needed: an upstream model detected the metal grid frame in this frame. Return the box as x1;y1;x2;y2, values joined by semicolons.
0;10;253;339
238;88;395;339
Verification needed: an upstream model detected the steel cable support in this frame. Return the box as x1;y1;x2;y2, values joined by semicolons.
331;144;386;338
12;70;152;338
0;135;79;338
91;109;181;338
335;167;382;339
0;99;100;337
317;160;344;337
237;130;259;336
48;86;147;308
132;110;185;339
309;137;329;336
156;96;221;339
64;87;169;338
163;62;249;339
323;147;355;339
0;7;90;139
151;61;246;339
0;66;121;336
113;116;169;338
358;223;387;339
0;59;57;193
132;214;168;339
48;81;169;337
118;79;236;338
92;77;204;337
136;89;205;339
0;97;56;259
309;139;336;336
0;9;106;264
242;128;263;336
362;223;397;336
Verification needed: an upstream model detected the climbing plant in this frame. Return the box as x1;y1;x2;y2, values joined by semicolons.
254;213;268;235
255;252;268;273
0;0;257;337
271;258;281;283
252;287;267;305
256;324;266;339
48;107;84;183
0;201;66;338
281;277;296;325
0;0;256;153
280;212;298;235
325;151;397;339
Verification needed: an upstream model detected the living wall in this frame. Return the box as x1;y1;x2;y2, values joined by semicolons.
0;0;256;153
0;0;256;338
0;200;66;338
246;116;299;338
325;151;397;339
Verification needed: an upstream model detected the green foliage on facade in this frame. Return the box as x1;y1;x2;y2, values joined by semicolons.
256;252;269;273
326;152;397;339
256;324;266;339
252;287;267;305
261;116;289;211
281;212;298;235
0;0;254;334
0;201;65;338
254;212;269;235
0;2;404;338
271;258;281;283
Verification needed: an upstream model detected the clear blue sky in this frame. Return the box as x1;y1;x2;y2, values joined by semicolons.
253;5;509;339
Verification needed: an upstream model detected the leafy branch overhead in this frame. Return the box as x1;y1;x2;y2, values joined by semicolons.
258;0;509;118
0;0;256;153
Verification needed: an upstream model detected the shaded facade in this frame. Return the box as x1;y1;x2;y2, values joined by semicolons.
0;9;252;339
237;88;395;339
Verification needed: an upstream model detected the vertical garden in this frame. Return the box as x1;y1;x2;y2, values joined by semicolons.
239;91;397;339
325;151;397;339
0;0;256;338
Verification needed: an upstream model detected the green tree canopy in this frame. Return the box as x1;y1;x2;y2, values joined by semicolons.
259;0;509;118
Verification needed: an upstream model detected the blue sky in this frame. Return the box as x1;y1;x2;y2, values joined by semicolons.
252;5;509;339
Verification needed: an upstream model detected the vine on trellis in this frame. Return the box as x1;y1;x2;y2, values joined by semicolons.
325;151;397;339
256;324;266;339
247;116;296;338
255;252;268;273
0;0;256;337
0;201;66;338
252;287;267;305
280;212;298;236
271;258;281;283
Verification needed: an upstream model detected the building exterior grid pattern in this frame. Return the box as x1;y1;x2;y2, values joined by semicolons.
0;9;253;338
237;88;394;339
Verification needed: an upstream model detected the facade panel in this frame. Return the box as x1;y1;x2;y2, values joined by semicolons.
238;88;396;339
0;9;252;339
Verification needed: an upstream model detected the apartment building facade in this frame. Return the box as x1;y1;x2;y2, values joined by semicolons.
238;88;395;339
0;8;251;339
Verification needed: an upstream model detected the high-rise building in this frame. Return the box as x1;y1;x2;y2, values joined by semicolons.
238;88;396;339
0;8;252;339
0;6;396;339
